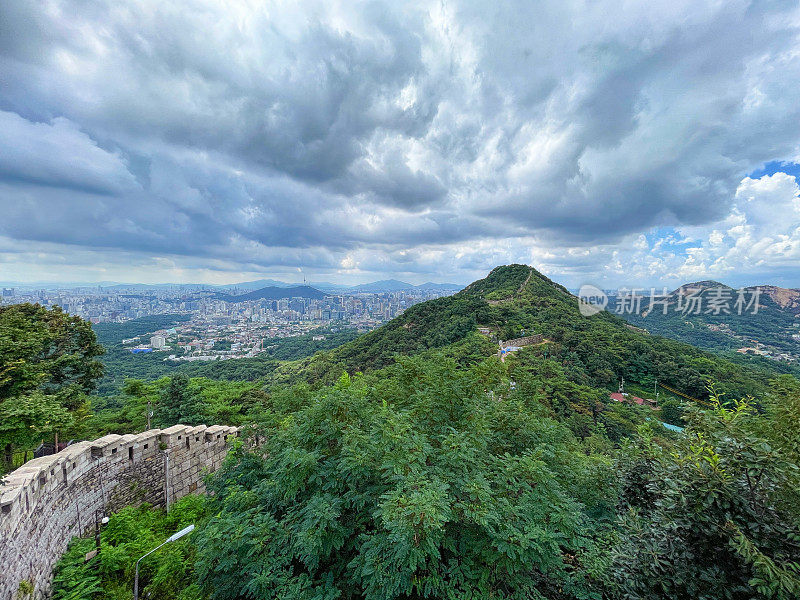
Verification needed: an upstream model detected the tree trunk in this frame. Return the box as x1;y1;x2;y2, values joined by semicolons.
3;442;12;468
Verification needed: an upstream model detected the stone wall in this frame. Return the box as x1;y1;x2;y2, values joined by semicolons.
501;334;544;348
0;424;238;599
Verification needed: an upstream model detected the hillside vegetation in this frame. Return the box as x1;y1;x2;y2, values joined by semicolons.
615;282;800;360
266;265;784;403
52;357;800;600
5;265;799;599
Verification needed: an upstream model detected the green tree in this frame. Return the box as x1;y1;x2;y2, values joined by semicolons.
0;304;103;466
760;375;800;467
155;374;206;427
614;392;800;599
658;398;685;426
195;358;613;599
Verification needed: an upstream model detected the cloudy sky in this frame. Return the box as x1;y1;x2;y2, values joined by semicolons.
1;0;800;288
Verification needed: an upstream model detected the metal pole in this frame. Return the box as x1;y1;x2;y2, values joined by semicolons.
164;451;170;512
134;553;146;600
95;511;101;556
133;525;194;600
134;551;145;600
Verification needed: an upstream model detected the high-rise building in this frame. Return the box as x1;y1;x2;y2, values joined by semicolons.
150;335;166;349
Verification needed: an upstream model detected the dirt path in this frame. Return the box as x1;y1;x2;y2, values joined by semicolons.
517;268;533;294
487;268;534;305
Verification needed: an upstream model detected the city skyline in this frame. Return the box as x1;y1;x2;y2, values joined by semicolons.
0;276;465;292
0;283;456;364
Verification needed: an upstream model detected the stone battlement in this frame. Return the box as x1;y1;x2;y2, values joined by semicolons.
0;424;238;599
500;334;544;348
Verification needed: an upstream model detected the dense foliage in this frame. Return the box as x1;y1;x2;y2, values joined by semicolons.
614;385;800;599
0;303;104;468
89;376;266;434
51;496;205;600
53;359;800;600
196;359;618;600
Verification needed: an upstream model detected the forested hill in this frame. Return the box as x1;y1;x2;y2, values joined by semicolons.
93;313;192;346
277;264;788;401
615;281;800;360
9;269;800;600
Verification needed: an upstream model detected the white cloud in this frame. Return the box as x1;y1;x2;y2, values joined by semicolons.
1;0;800;285
735;172;800;227
0;110;137;194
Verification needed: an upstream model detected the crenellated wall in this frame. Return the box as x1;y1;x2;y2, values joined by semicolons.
0;424;238;599
500;335;544;348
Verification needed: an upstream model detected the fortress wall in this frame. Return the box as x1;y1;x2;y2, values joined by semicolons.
501;334;544;348
0;424;238;599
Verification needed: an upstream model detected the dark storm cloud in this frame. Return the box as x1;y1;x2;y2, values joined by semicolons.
0;0;433;182
0;111;138;195
1;0;800;281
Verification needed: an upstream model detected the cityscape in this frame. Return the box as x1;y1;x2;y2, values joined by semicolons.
0;283;460;363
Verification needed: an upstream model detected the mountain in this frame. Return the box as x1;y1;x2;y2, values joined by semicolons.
614;280;800;360
212;278;415;293
307;281;352;291
267;265;789;402
214;285;326;302
342;280;463;292
1;277;463;294
0;281;195;291
101;283;215;292
414;281;464;291
347;279;414;292
216;279;297;291
758;285;800;316
671;280;729;294
222;279;464;293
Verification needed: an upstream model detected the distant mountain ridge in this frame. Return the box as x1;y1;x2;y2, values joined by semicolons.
652;279;800;317
214;285;327;302
670;280;730;295
754;285;800;316
347;279;416;293
2;278;463;293
217;279;300;291
615;279;800;359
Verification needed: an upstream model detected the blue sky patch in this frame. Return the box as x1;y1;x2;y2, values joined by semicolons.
748;161;800;180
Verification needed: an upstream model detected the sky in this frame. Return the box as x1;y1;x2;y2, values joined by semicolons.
1;0;800;289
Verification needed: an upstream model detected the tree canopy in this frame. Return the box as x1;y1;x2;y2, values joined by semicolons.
196;358;616;600
0;303;104;464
